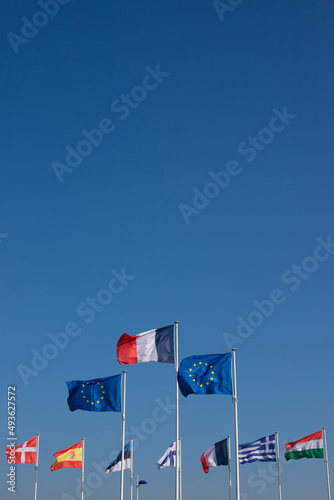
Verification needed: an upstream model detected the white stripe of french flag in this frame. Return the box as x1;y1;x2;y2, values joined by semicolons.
116;325;174;364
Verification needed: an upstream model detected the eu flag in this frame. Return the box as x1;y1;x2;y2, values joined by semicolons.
66;374;122;412
177;353;232;397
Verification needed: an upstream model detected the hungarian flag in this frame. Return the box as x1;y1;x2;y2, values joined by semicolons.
6;436;37;464
285;430;324;461
116;325;174;364
50;441;83;471
201;438;229;473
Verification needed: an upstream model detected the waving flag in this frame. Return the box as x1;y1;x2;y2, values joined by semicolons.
66;374;122;412
285;430;324;461
50;441;82;471
201;438;229;473
105;442;131;474
156;442;176;469
6;436;37;464
238;434;276;464
177;353;232;397
117;325;174;364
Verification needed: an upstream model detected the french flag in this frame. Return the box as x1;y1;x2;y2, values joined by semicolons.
201;438;229;473
116;325;174;364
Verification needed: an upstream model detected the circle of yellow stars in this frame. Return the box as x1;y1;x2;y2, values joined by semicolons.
187;361;215;388
80;381;106;406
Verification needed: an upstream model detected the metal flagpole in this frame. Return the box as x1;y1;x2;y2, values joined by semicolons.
227;435;232;500
175;321;179;500
130;437;134;500
136;475;139;500
34;433;40;500
120;371;127;500
81;438;85;500
323;427;332;500
275;432;282;500
231;348;240;500
179;438;182;500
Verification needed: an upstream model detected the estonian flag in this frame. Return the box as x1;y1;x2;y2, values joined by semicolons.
116;325;174;364
105;442;131;474
201;438;229;473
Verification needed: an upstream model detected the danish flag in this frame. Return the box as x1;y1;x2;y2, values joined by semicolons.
6;436;37;464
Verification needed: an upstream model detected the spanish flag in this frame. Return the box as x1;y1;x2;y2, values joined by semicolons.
50;441;82;471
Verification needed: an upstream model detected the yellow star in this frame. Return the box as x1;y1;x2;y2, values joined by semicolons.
87;400;90;403
199;362;202;365
81;390;84;393
91;402;94;405
211;371;214;374
82;384;85;387
83;396;86;399
200;384;203;387
97;382;100;385
101;386;104;389
189;368;192;372
210;366;213;368
96;400;100;404
193;363;196;367
206;382;209;385
102;391;105;394
210;377;213;380
188;374;192;377
205;363;208;366
101;397;104;399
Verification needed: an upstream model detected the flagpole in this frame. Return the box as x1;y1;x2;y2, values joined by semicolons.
34;433;40;500
228;435;232;500
231;348;240;500
275;432;282;500
323;427;331;500
130;437;134;500
81;438;85;500
179;437;182;500
120;371;127;500
175;321;179;500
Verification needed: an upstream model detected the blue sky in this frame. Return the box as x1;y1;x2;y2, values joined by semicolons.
1;1;334;499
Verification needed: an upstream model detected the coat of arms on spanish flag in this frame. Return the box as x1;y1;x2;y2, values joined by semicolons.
50;441;83;471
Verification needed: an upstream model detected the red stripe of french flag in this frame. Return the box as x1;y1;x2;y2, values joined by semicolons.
116;326;174;364
116;333;140;364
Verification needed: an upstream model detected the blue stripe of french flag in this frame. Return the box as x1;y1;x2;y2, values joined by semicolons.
116;325;174;364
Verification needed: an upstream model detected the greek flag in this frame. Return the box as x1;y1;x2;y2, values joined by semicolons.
156;442;176;469
238;434;276;464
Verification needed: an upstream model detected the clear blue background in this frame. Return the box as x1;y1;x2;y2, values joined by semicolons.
1;1;333;499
